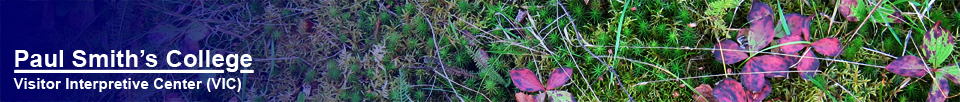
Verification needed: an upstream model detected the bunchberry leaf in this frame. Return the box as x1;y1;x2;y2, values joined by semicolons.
940;63;960;85
694;84;718;102
515;93;536;102
714;40;749;64
797;50;821;80
746;1;776;52
851;0;905;23
778;34;805;54
884;55;930;77
811;37;841;56
785;13;813;40
921;21;954;67
509;69;545;92
756;55;790;78
781;53;800;68
714;78;748;102
743;55;787;91
546;91;574;102
749;80;772;102
545;67;573;90
928;74;949;102
837;0;859;22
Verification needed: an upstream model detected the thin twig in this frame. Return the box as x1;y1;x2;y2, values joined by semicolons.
583;45;888;68
861;47;897;59
411;0;466;101
847;0;887;43
560;24;601;101
557;0;634;101
593;55;698;92
632;70;822;87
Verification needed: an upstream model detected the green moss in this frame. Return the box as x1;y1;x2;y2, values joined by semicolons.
843;37;864;58
326;61;341;81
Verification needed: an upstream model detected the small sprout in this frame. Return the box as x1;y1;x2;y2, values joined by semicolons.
687;23;697;27
509;68;575;101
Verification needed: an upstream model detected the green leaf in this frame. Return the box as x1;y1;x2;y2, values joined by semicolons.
296;92;306;102
940;63;960;85
547;91;574;102
922;22;955;67
775;3;791;38
852;0;904;23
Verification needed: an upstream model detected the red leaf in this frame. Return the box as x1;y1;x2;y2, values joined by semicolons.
743;55;787;92
838;0;859;22
884;55;930;77
811;37;841;56
797;50;821;80
778;34;805;54
515;93;536;102
758;55;790;77
747;1;774;24
713;78;748;102
780;53;801;67
694;84;718;102
749;80;772;102
746;1;776;51
785;13;813;41
545;67;573;90
928;77;949;102
714;40;749;64
509;69;545;92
